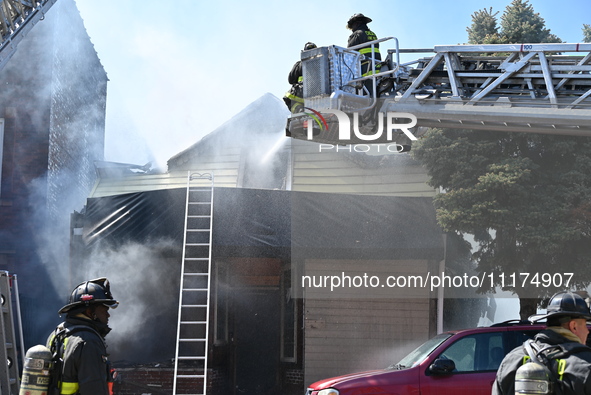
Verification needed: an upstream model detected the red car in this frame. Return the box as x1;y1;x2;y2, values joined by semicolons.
305;321;545;395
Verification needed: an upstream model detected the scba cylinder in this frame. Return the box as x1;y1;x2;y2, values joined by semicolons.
19;345;52;395
514;361;553;394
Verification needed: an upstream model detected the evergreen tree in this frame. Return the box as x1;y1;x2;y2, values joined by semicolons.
500;0;562;43
412;1;591;319
467;0;562;45
467;8;502;44
584;24;591;43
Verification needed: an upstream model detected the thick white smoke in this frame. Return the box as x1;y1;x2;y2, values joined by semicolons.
82;239;180;363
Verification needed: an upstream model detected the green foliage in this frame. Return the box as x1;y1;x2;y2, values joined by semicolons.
467;0;562;45
500;0;562;43
467;8;500;44
413;0;591;319
412;130;591;304
584;24;591;43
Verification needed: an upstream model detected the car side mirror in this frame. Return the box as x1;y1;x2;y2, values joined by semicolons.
429;358;456;375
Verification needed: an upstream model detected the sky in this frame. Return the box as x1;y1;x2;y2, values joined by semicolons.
72;0;591;169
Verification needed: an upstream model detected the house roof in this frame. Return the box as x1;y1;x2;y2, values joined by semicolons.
90;162;189;198
167;93;290;169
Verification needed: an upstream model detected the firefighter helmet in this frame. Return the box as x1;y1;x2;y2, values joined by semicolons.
347;13;372;29
304;42;317;51
529;291;591;323
58;278;119;314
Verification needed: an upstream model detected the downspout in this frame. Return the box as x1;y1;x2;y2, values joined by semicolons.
437;233;447;334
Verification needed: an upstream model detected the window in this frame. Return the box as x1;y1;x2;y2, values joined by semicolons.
214;261;229;344
281;267;297;362
438;332;504;373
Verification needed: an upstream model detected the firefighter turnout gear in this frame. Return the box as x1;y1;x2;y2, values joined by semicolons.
283;42;317;113
47;316;113;395
493;292;591;395
346;13;381;95
47;278;117;395
493;328;591;394
19;345;53;395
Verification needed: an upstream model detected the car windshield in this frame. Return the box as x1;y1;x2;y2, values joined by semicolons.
388;333;453;370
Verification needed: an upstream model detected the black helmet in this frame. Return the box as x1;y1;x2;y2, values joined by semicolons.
304;42;317;51
59;278;119;314
347;13;372;29
529;291;591;323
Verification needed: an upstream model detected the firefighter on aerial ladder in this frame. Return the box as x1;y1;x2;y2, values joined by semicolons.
283;42;317;113
346;13;381;95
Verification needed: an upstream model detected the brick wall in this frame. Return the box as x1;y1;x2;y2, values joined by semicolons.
283;368;304;386
113;368;230;395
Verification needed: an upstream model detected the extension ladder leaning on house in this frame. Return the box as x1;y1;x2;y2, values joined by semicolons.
173;172;214;395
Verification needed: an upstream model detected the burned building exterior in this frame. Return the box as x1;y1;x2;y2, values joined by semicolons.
0;0;107;344
71;94;447;395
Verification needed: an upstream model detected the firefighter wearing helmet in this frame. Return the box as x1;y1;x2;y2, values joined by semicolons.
493;291;591;395
46;278;119;395
283;42;317;113
346;13;381;92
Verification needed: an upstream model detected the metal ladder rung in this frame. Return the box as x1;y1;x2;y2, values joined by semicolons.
175;172;213;395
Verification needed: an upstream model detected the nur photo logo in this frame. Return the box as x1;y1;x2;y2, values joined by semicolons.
303;109;418;143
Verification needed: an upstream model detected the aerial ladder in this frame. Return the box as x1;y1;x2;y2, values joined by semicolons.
286;38;591;145
0;0;58;72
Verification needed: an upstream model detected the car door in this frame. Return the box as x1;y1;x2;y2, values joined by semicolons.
419;331;505;395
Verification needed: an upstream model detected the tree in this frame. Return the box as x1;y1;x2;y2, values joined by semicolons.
500;0;562;43
467;8;503;44
412;130;591;319
584;24;591;43
467;0;562;45
411;1;591;320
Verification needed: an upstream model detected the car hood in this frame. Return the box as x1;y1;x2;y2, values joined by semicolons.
309;367;419;392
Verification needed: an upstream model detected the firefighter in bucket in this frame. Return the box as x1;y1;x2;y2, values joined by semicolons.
493;291;591;395
283;42;317;114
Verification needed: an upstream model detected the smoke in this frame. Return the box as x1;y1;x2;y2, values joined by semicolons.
357;340;428;371
0;0;138;349
82;239;180;364
171;92;291;189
